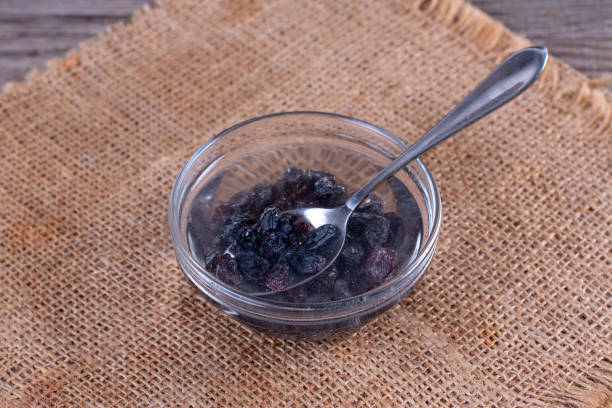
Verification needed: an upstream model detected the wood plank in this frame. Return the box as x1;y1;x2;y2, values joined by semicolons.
470;0;612;81
0;0;149;16
0;0;610;88
0;0;150;85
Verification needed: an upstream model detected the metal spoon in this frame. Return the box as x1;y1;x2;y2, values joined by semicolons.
255;46;548;297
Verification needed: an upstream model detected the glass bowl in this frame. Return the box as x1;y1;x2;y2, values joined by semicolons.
169;112;441;338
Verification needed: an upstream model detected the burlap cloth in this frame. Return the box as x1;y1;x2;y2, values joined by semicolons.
1;0;610;406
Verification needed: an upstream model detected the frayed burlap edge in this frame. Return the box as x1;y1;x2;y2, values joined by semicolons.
5;0;610;132
412;0;612;132
541;358;612;408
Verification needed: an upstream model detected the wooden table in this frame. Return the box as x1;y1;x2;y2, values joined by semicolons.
1;0;610;87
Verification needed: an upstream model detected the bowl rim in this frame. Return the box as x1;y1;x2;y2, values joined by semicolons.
169;111;441;317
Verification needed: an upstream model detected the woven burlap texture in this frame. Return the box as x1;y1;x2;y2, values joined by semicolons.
1;0;610;406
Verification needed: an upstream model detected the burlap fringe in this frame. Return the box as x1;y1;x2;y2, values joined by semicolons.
2;0;611;132
539;358;612;408
413;0;612;132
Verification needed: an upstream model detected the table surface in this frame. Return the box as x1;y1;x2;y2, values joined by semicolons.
0;0;611;88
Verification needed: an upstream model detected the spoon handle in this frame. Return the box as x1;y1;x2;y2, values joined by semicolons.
345;46;548;210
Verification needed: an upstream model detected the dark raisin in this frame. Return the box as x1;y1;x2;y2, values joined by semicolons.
363;215;390;249
265;262;291;292
302;224;340;253
306;168;333;187
217;214;251;249
364;247;397;286
347;212;370;236
313;176;336;198
332;254;349;275
293;221;314;234
327;184;347;205
340;242;364;269
277;213;297;235
289;249;325;275
278;167;305;194
251;183;276;213
301;254;326;275
257;207;280;234
348;213;390;249
333;278;352;299
236;250;270;284
259;231;288;259
234;227;260;251
287;221;313;247
306;266;338;294
356;194;384;215
215;253;243;285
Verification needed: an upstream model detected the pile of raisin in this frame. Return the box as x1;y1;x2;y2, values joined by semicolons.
200;167;407;302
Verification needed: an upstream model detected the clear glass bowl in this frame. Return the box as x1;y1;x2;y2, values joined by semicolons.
169;112;441;338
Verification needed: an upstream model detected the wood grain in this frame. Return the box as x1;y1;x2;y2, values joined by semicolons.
470;0;612;80
0;0;149;85
0;0;610;87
